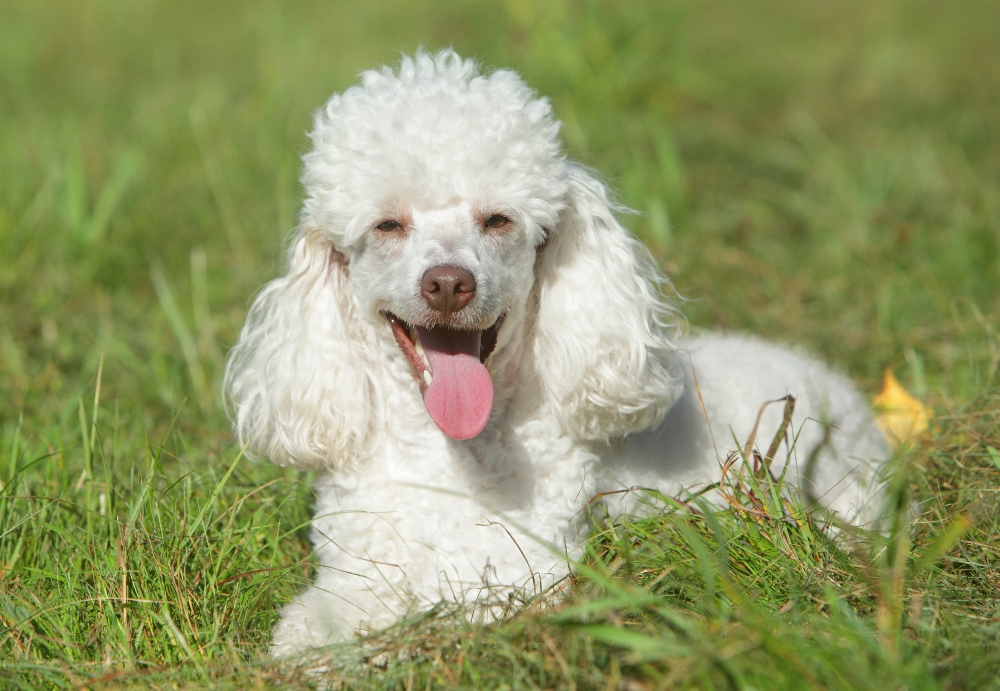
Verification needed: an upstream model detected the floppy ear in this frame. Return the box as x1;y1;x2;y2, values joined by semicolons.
223;225;382;470
532;164;682;441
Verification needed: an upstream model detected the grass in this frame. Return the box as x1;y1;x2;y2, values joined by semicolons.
1;0;998;688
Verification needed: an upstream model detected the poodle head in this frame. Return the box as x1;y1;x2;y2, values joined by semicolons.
225;50;681;469
303;51;574;440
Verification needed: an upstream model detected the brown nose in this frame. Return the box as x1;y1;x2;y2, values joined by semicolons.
421;265;477;313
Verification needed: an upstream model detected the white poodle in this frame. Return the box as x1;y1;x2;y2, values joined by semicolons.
224;50;890;657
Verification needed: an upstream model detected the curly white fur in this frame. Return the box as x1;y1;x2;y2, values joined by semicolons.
223;50;891;657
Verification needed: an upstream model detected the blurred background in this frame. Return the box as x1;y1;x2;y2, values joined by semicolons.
2;1;1000;681
1;0;998;448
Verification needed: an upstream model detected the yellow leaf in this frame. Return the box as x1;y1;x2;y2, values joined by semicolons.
873;370;930;447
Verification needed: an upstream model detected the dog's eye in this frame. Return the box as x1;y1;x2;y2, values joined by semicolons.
375;220;404;232
483;214;511;230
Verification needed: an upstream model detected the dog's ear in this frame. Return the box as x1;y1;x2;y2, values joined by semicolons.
532;164;682;441
224;225;381;470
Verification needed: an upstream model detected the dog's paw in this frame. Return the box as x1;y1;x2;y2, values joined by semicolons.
270;590;344;658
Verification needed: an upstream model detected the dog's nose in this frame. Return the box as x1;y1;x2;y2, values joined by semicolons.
421;265;477;313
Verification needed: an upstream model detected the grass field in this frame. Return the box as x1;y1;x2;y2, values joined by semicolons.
2;0;999;688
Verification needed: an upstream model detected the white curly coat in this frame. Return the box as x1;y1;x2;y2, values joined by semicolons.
224;51;890;657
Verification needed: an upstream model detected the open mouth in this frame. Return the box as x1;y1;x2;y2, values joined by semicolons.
383;312;505;440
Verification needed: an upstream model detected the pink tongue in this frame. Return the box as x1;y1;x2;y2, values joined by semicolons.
416;326;494;440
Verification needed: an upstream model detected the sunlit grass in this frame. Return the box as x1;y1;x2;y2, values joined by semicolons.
1;0;998;688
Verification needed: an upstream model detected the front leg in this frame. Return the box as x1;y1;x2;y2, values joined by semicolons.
271;446;593;657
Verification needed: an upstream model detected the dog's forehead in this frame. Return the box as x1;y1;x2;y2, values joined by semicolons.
324;85;561;196
360;144;538;210
303;59;571;243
